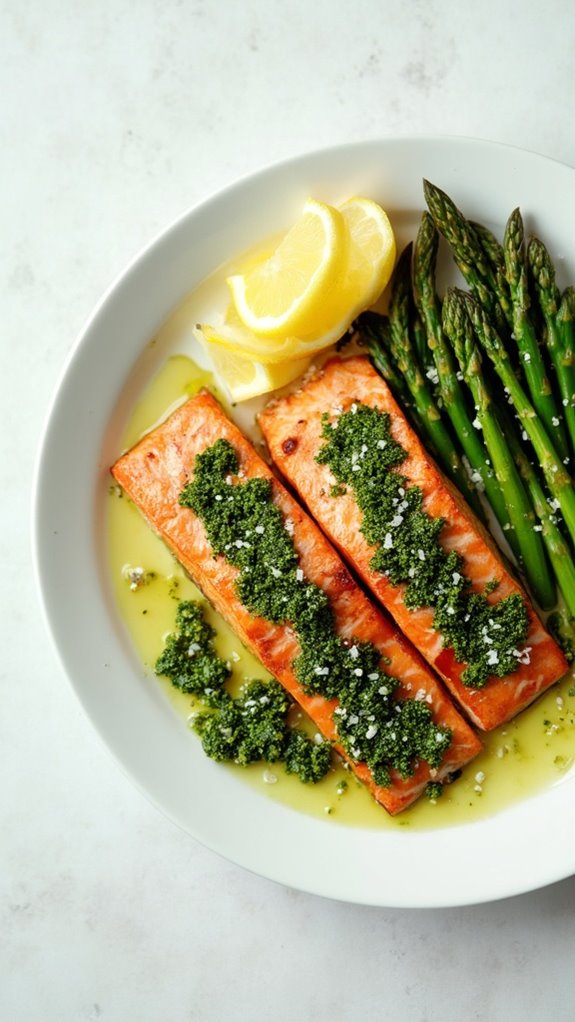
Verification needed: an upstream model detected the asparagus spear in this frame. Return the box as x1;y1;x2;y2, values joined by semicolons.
558;286;575;363
442;289;555;609
498;401;575;656
464;290;575;548
412;310;438;387
385;245;484;515
557;287;575;450
412;213;514;543
469;220;506;275
358;312;428;436
502;209;569;462
528;238;575;462
547;607;575;662
503;412;575;618
423;179;512;334
470;219;513;322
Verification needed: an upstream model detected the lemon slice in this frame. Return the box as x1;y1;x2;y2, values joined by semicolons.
338;196;396;310
196;327;310;401
199;312;358;365
288;196;396;337
205;196;396;365
227;198;347;338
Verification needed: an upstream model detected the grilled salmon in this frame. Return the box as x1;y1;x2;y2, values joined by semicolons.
112;390;481;814
259;355;568;730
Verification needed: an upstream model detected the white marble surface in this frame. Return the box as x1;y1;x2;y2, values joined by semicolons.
5;1;575;1019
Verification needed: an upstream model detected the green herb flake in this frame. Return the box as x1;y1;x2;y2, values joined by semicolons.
425;781;444;800
155;600;230;707
316;403;530;688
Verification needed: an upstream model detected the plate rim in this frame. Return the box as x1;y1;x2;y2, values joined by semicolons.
32;134;575;908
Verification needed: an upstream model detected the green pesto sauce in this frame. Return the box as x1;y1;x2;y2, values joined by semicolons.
316;403;530;688
155;600;331;783
178;439;452;787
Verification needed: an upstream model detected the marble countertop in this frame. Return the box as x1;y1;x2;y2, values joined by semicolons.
5;2;575;1019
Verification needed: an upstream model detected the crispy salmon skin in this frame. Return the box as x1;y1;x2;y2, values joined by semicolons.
259;355;568;730
111;390;481;814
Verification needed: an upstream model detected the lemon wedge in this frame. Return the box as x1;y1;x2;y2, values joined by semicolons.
227;198;347;338
196;326;310;402
199;195;396;390
337;196;396;312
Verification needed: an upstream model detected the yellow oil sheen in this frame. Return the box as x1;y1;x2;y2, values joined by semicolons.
108;353;575;830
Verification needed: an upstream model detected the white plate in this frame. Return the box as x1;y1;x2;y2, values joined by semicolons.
33;137;575;908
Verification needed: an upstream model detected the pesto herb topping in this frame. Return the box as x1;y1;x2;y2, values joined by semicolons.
425;780;444;800
155;600;331;783
178;439;452;787
316;402;530;688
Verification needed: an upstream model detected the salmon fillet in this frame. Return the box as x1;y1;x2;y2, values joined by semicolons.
111;390;481;814
259;355;568;731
